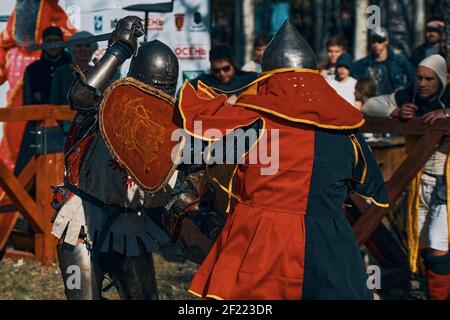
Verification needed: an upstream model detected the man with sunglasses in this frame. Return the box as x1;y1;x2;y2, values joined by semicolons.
191;43;258;96
353;27;415;95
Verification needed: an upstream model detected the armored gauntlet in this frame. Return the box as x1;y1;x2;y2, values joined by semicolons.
68;16;144;112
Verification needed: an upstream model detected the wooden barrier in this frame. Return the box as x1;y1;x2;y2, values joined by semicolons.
345;117;450;284
0;105;75;264
1;110;445;272
354;117;449;244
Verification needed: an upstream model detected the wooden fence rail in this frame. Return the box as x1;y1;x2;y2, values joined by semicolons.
1;111;447;272
354;117;450;244
0;105;74;264
346;117;450;285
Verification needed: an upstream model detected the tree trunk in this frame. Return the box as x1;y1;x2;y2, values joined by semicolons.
414;0;425;49
386;0;411;56
443;0;450;71
334;0;342;35
242;0;255;66
261;0;271;36
313;0;324;54
320;0;333;61
354;0;369;60
234;0;243;67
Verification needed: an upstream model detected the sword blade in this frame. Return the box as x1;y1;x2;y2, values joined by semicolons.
27;32;112;52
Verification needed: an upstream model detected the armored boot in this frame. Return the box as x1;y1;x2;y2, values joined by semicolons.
112;241;159;300
57;241;104;300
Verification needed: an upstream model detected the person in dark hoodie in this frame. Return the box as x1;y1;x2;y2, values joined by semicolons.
326;52;357;106
191;43;258;98
362;55;450;300
353;27;415;95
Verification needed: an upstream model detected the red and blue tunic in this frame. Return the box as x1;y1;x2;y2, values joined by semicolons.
178;69;388;300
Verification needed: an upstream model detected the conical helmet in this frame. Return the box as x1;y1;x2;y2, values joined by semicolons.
261;20;317;72
128;40;179;96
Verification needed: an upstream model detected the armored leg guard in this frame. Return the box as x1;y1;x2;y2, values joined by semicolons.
112;242;159;300
57;242;104;300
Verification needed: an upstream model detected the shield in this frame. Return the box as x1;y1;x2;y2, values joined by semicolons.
99;77;183;192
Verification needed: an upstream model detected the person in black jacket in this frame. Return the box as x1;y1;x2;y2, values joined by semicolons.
23;26;72;105
353;28;415;95
16;26;72;176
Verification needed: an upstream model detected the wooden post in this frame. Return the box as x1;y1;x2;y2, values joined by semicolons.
348;195;409;270
34;118;65;265
0;161;44;233
0;105;73;264
346;198;410;287
353;128;445;244
0;158;36;251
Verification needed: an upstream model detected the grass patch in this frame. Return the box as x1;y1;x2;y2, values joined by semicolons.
0;251;198;300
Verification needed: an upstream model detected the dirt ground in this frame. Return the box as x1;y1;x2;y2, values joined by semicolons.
0;242;432;300
0;256;430;300
0;244;199;300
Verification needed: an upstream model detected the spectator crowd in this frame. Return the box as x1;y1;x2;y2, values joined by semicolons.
2;12;450;301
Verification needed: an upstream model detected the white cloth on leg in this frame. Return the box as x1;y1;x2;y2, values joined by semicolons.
418;173;449;251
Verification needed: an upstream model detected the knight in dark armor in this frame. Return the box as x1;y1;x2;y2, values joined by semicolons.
51;17;180;300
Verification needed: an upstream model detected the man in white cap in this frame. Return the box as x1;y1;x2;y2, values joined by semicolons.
353;27;415;95
361;54;450;299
